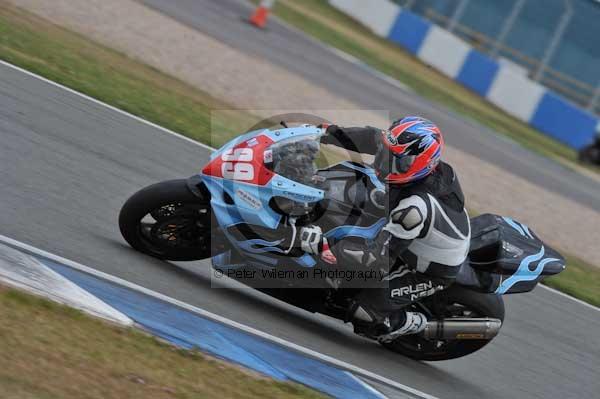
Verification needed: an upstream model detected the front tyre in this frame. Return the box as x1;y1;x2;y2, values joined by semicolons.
381;286;505;361
119;179;216;261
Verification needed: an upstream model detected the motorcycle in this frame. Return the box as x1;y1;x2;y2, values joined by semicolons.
119;124;566;361
578;136;600;166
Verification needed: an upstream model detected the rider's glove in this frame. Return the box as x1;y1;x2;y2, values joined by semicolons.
299;225;323;254
299;225;337;264
319;125;358;153
317;124;343;138
323;124;342;137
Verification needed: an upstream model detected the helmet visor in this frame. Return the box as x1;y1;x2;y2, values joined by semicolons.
392;154;416;174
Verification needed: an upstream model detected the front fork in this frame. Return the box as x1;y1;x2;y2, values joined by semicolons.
186;174;210;199
186;174;231;255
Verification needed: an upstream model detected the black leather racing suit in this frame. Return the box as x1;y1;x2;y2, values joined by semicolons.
321;126;471;323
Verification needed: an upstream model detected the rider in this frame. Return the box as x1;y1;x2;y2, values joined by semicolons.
297;116;471;342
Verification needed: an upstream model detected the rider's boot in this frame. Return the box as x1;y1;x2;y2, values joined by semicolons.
348;298;427;343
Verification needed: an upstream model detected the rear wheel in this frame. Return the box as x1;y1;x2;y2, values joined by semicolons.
119;179;218;261
381;286;505;361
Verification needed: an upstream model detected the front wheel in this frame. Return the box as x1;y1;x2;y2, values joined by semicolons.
381;286;505;361
119;179;217;261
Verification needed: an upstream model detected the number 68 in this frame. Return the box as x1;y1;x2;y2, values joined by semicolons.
221;148;255;181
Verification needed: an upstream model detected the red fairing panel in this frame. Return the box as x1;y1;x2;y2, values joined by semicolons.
202;135;275;186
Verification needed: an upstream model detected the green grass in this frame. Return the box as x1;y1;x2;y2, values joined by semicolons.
268;0;592;168
0;286;324;399
0;3;596;308
544;255;600;307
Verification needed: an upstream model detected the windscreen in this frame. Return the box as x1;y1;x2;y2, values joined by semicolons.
267;135;321;187
265;130;376;187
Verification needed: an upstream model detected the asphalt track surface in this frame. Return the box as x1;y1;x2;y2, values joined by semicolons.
1;61;599;398
140;0;600;214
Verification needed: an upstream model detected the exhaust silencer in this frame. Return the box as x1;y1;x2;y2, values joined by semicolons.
421;318;502;340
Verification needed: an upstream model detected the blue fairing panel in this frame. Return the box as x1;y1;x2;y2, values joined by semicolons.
495;246;560;294
202;174;324;230
203;175;283;229
325;218;387;241
340;161;385;190
203;126;326;231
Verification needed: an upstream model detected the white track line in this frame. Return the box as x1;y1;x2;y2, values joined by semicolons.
538;284;599;312
346;371;387;399
0;234;435;399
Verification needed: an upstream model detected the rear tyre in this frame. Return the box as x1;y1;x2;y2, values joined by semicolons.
119;179;216;261
381;286;505;361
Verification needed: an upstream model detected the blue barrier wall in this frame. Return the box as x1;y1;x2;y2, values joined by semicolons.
387;11;431;54
329;1;599;150
531;92;599;149
457;50;499;97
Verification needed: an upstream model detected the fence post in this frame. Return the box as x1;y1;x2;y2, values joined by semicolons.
403;0;416;10
533;0;573;81
490;0;527;58
447;0;470;33
588;82;600;114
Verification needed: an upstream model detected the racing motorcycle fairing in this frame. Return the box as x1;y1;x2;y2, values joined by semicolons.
201;126;325;230
200;125;387;272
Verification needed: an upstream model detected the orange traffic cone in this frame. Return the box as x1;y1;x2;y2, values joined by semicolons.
249;0;274;28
